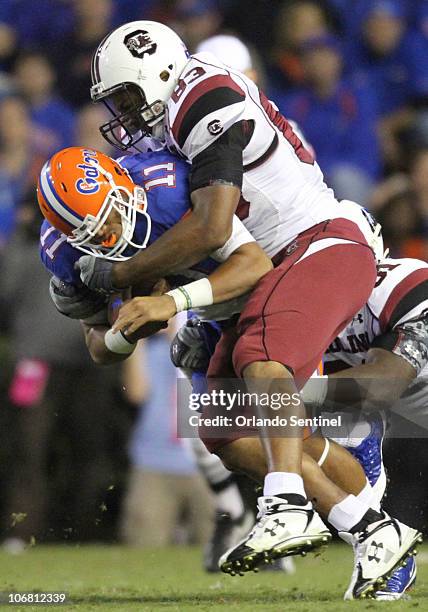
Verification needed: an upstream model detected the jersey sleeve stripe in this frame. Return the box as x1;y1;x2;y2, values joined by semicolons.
176;88;244;149
172;75;245;146
379;269;428;331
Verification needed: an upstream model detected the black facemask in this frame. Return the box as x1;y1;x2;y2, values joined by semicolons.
96;83;164;151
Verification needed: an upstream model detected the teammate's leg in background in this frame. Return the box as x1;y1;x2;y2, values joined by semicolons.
188;437;253;571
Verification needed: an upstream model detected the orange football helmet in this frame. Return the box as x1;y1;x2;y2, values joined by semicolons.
37;147;151;260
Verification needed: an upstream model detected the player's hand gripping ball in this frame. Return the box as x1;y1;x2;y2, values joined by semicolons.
109;280;171;340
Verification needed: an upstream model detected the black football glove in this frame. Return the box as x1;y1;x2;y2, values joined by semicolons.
49;276;108;322
170;317;211;371
75;255;120;293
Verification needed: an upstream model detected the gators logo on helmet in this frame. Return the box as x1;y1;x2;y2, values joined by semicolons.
37;147;151;260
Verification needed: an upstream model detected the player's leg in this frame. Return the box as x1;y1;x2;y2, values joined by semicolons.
230;233;377;568
218;436;369;514
325;410;417;601
242;360;305;477
301;449;420;600
217;436;362;575
188;437;253;571
303;434;368;500
217;435;421;599
206;313;332;565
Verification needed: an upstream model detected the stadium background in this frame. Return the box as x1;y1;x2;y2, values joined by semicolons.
0;0;426;560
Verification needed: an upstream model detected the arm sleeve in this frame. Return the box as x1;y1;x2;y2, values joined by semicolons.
371;309;428;374
189;121;247;193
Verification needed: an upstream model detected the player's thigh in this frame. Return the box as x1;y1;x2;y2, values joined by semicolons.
207;324;239;378
233;242;376;383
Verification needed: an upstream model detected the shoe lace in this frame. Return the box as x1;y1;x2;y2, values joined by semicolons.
356;528;369;544
253;502;289;534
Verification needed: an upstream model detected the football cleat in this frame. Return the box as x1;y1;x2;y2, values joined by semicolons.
219;495;331;575
203;510;254;572
342;513;422;600
374;555;416;601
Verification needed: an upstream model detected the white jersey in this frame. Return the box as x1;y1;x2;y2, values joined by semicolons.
323;257;428;430
165;53;369;258
324;257;428;370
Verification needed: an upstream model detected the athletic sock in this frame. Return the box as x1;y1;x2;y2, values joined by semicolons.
349;508;384;534
212;475;245;520
355;479;381;511
328;494;371;532
263;472;306;499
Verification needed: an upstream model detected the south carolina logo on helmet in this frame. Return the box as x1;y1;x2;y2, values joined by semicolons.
37;147;151;261
124;29;157;58
91;21;190;150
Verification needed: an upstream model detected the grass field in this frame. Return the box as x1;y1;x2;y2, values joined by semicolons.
0;543;427;611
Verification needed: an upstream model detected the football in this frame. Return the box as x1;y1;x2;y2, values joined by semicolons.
108;291;168;341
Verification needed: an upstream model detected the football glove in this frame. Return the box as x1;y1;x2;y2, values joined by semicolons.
75;255;120;293
49;276;108;322
170;317;211;371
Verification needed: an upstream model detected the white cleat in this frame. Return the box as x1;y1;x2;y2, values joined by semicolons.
219;495;331;575
342;513;422;600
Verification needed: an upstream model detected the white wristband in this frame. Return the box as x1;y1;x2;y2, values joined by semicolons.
104;328;136;355
166;278;213;313
300;376;328;406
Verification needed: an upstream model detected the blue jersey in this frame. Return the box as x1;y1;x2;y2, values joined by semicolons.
40;150;218;284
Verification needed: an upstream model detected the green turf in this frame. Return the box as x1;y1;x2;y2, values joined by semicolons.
0;543;426;611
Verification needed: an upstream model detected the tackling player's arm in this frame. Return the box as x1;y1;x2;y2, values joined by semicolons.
112;183;240;288
113;229;272;336
79;121;248;292
323;347;418;409
81;322;127;365
80;315;155;365
78;286;170;365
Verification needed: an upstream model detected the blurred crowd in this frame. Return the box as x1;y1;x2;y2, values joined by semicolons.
0;0;427;549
